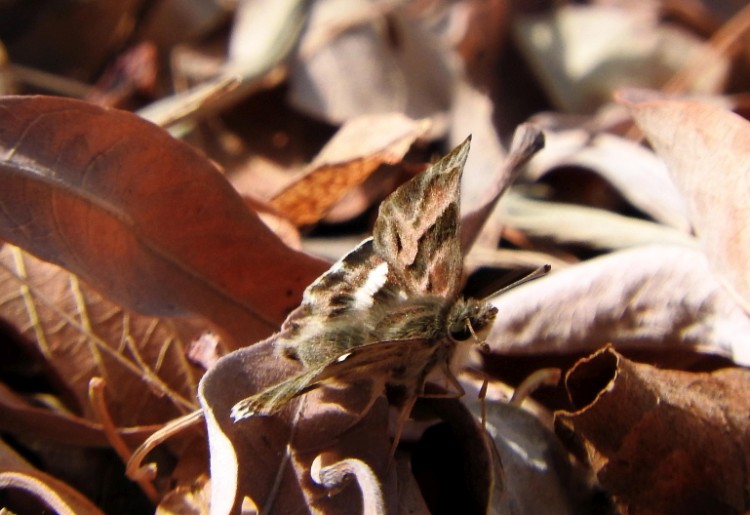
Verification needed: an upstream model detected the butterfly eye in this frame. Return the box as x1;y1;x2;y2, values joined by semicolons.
449;324;473;342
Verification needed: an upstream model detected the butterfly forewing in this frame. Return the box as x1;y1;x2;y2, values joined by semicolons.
373;137;470;299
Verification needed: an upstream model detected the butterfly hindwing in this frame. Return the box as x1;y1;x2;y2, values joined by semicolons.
230;338;436;420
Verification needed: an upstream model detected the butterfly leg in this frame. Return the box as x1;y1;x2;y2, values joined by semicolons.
388;393;419;461
418;359;465;399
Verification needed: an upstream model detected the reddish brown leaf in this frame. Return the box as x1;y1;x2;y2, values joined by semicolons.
0;96;328;344
270;113;430;226
0;244;201;425
559;346;750;514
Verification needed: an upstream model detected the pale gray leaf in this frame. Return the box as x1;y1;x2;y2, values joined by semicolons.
487;244;750;365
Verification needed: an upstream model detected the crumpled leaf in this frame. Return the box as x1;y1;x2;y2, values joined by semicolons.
270;113;431;225
622;91;750;309
487;244;750;365
558;346;750;514
0;95;328;344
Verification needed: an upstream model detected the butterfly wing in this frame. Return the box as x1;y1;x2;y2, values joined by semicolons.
231;338;439;420
372;137;471;299
274;238;409;368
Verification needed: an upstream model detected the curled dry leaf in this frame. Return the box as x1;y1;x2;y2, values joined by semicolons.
198;336;395;514
487;244;750;365
0;439;103;515
460;123;545;252
558;346;750;514
0;96;328;344
270;113;431;226
621;91;750;310
449;79;507;214
0;245;200;425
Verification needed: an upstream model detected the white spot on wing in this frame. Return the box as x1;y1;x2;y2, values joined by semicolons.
353;261;389;309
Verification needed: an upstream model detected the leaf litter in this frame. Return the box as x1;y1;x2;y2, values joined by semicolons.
1;1;750;513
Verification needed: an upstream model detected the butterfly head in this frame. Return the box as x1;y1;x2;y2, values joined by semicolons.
446;298;498;344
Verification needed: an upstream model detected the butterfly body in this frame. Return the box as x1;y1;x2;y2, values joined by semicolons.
231;137;497;421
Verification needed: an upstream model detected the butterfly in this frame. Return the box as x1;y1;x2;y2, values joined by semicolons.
231;136;497;428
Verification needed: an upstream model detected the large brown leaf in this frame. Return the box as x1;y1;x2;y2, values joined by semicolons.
0;96;328;345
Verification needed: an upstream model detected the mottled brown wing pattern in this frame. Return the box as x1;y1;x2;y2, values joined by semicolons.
274;238;408;364
231;137;475;421
372;137;471;299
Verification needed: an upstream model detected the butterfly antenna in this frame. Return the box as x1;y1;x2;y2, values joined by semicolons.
483;263;551;300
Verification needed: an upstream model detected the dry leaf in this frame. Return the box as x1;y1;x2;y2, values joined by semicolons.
524;128;691;232
487;244;750;365
559;346;750;514
513;5;728;112
270;113;430;225
288;0;455;124
198;336;394;513
500;194;695;251
0;96;328;344
622;91;750;310
0;245;201;425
